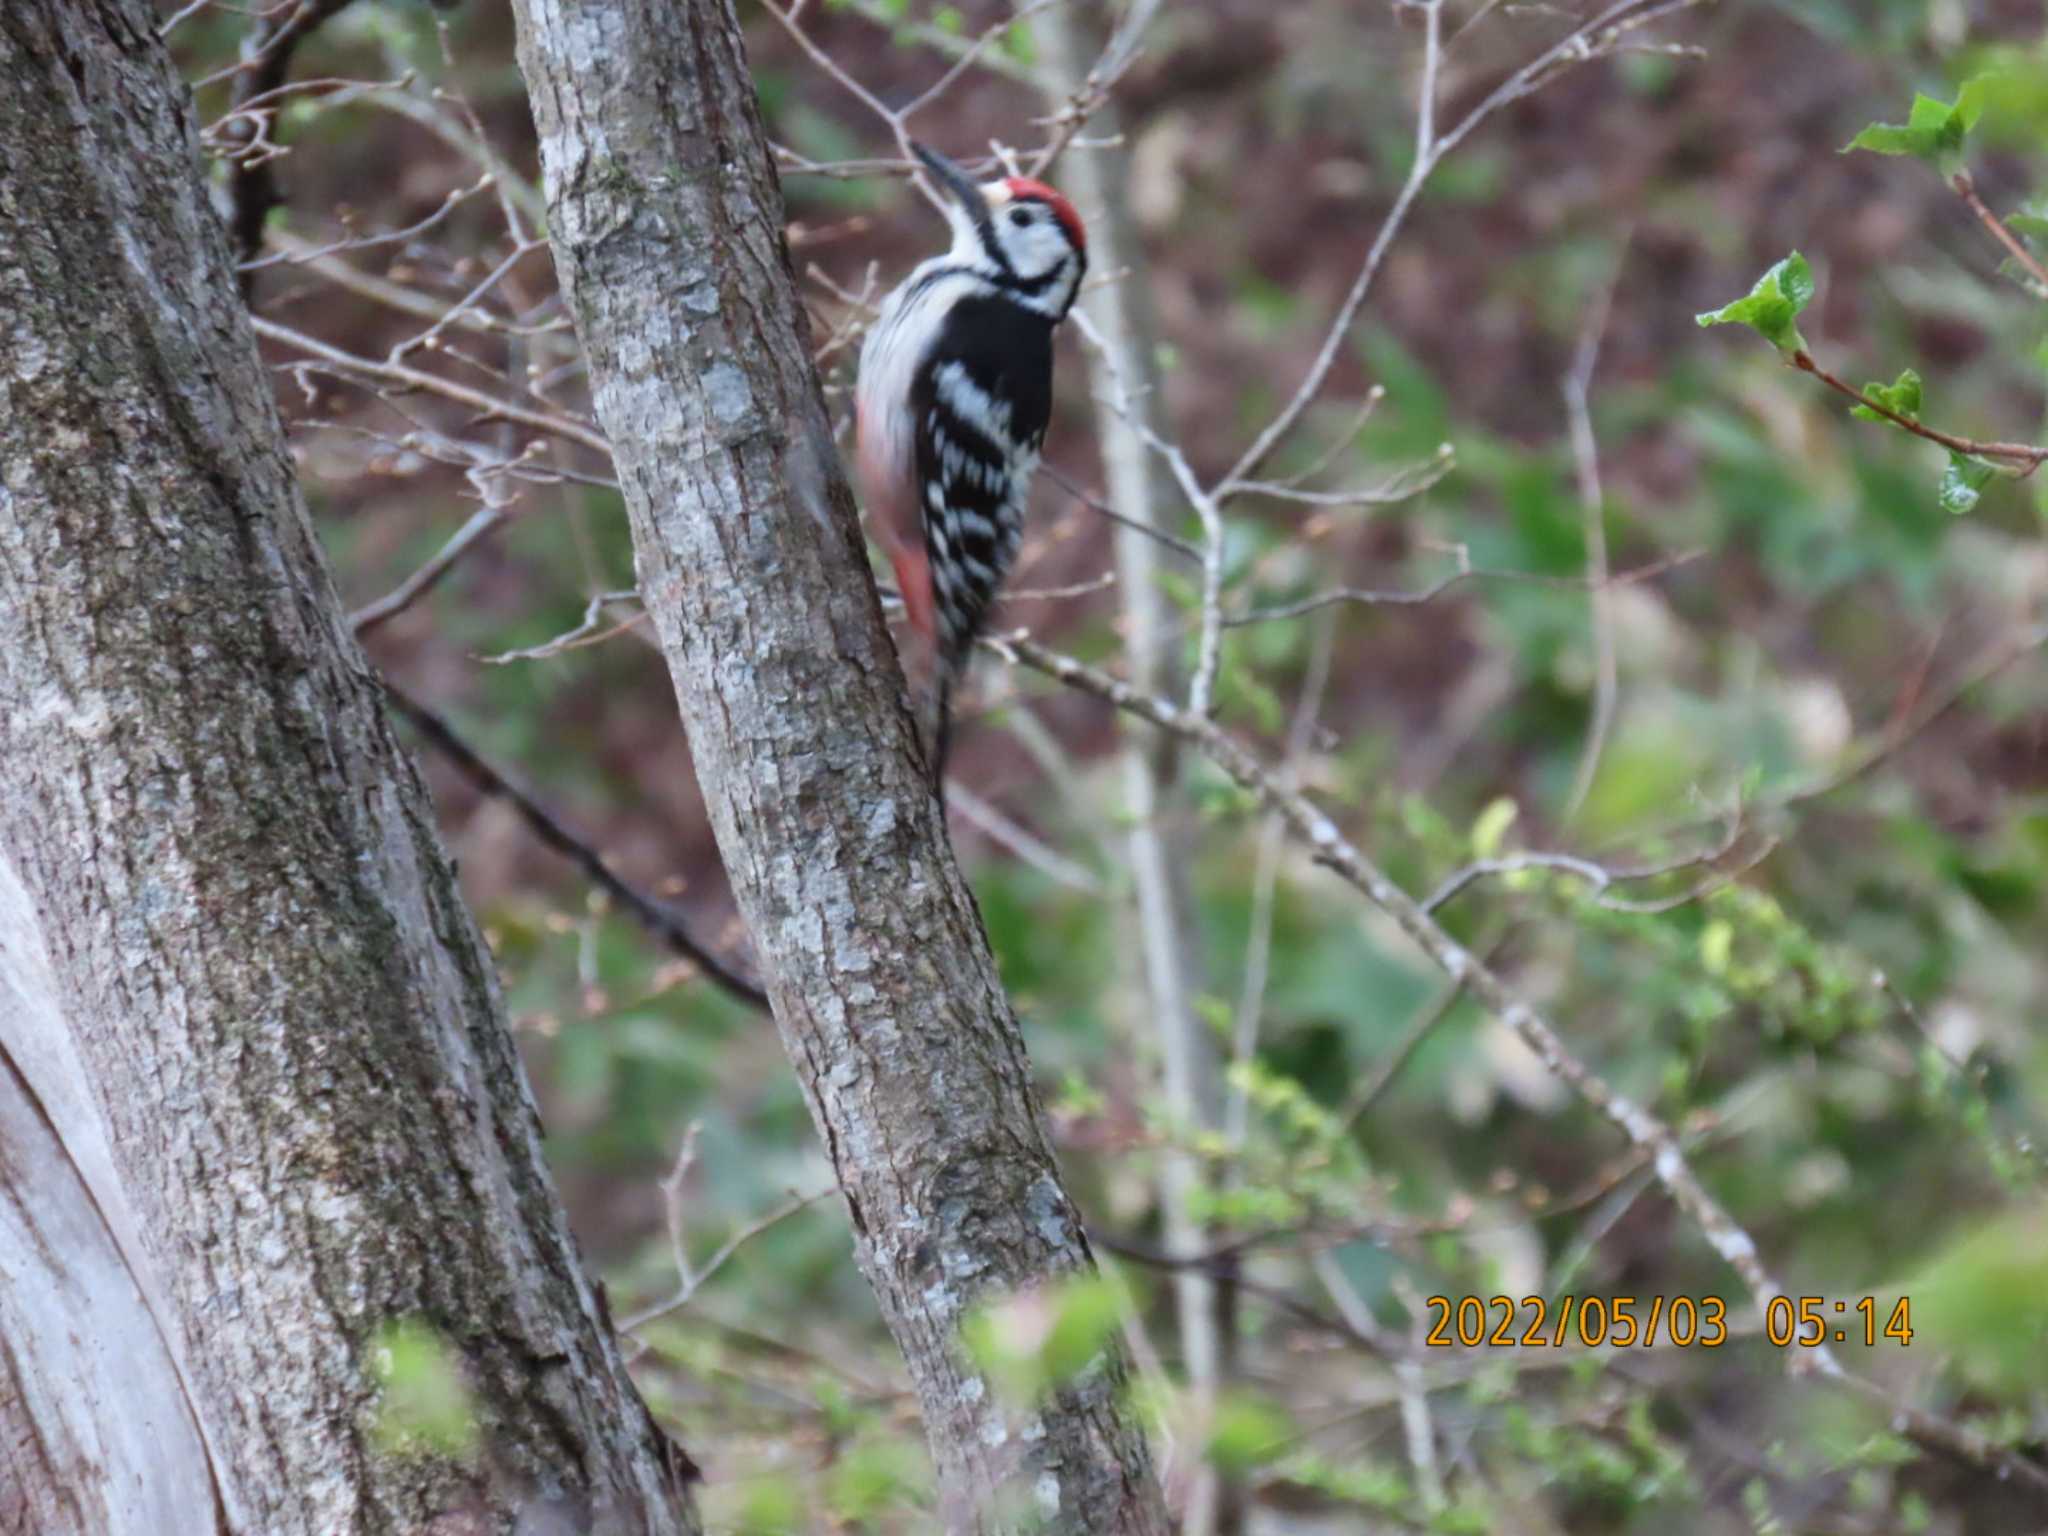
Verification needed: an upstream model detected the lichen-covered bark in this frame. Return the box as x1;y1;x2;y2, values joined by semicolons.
507;1;1169;1528
0;6;698;1533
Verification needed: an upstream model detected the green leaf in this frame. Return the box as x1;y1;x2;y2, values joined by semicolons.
2006;200;2048;243
1699;920;1734;976
735;1480;803;1535
1844;89;1980;168
1204;1392;1295;1475
1906;1207;2048;1391
1850;367;1922;424
1938;452;1997;515
1470;796;1519;860
1695;251;1815;355
962;1276;1125;1404
1000;20;1038;65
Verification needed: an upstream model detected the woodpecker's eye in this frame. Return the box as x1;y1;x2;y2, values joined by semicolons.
1007;207;1033;228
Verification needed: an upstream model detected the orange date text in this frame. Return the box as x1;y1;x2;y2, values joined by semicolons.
1422;1294;1729;1349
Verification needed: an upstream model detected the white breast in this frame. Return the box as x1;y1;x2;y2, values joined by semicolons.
854;261;988;531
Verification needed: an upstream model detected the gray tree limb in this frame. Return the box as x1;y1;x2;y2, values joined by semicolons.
1033;8;1228;1531
0;5;698;1531
506;0;1170;1528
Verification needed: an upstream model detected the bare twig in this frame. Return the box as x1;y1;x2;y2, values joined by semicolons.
1029;17;1223;1528
1317;1254;1443;1513
1224;608;1338;1151
1009;626;2048;1485
1336;969;1472;1136
361;83;550;229
477;590;642;665
1224;546;1703;627
1228;446;1454;509
1827;1365;2048;1496
621;1124;836;1334
160;0;242;38
1219;0;1706;488
265;228;518;333
350;506;506;635
1774;618;2048;809
252;315;612;454
944;783;1104;894
1560;238;1627;821
999;631;1794;1317
1038;462;1203;560
837;0;1040;85
1951;170;2048;297
381;683;769;1011
220;0;362;278
389;239;547;362
1419;813;1756;916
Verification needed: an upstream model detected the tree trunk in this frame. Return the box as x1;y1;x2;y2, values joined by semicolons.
507;1;1170;1529
0;6;698;1533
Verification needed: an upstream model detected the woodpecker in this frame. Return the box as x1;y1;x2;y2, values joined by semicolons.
856;142;1088;789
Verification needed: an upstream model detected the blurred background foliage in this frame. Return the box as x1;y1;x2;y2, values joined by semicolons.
171;0;2047;1529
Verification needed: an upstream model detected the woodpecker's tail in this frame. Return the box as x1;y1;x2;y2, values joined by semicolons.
929;625;983;804
930;670;956;805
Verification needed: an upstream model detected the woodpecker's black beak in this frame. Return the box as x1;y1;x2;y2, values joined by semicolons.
911;141;989;224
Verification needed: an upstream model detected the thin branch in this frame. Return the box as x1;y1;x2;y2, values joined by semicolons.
1094;1228;1402;1361
359;84;550;229
1560;237;1627;822
477;590;642;665
1038;462;1203;560
1336;968;1472;1137
836;0;1040;85
1315;1255;1442;1513
1218;0;1705;489
265;228;514;332
1420;810;1757;916
388;238;548;362
620;1123;836;1334
1412;0;1443;166
759;0;922;184
1793;350;2048;471
999;630;1796;1325
1026;628;2048;1483
895;0;1065;122
1774;617;2048;810
1224;546;1704;627
943;783;1105;894
1268;385;1388;491
1069;307;1232;718
1216;169;1431;495
1007;571;1118;603
1227;554;1475;626
251;315;612;454
1224;608;1338;1151
381;683;770;1012
1228;446;1454;509
221;0;362;277
349;506;506;635
1828;1366;2048;1496
1952;169;2048;297
160;0;243;37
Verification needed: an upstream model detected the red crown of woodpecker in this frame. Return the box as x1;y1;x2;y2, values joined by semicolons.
1001;177;1086;257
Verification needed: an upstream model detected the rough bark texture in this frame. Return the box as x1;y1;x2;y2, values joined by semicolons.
0;6;698;1533
507;1;1169;1529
